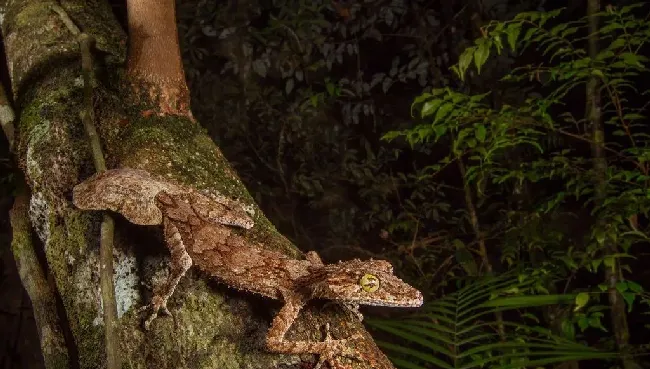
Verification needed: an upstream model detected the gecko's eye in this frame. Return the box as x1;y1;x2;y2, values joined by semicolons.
359;274;380;293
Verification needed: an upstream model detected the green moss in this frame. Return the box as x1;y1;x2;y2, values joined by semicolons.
75;307;105;369
114;115;255;204
113;279;285;369
45;210;85;287
42;207;108;369
56;0;127;64
17;65;89;176
112;113;298;258
9;224;31;257
12;2;53;29
43;353;70;369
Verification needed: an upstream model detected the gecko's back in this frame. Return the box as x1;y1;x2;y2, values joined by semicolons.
157;190;313;300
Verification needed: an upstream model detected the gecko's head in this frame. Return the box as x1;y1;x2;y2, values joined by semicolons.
309;259;424;308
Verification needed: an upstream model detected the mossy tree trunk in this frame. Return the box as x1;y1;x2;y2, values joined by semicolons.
1;0;393;368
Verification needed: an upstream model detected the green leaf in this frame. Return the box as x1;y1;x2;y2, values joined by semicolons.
523;27;537;42
456;47;475;81
574;293;590;311
325;80;336;96
475;124;487;142
381;130;404;142
433;102;454;124
550;23;568;36
599;23;622;35
609;37;628;50
421;99;443;118
412;92;432;105
474;39;492;74
577;316;589;331
588;314;606;331
562;319;576;340
626;280;643;293
433;124;447;139
622;292;636;312
591;259;602;271
621;3;646;14
603;256;615;270
591;69;604;78
367;272;615;369
623;113;646;120
621;52;644;68
595;50;615;61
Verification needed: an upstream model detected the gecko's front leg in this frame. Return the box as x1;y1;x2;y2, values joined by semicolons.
266;291;362;368
139;217;192;329
305;251;363;322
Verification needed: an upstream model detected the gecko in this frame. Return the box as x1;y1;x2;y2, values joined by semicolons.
73;168;424;368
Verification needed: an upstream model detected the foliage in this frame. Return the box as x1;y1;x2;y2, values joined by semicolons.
177;0;480;259
367;271;617;369
178;0;650;368
378;2;650;367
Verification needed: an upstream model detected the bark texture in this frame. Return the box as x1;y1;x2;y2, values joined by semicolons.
585;1;635;368
10;189;69;368
126;0;192;118
1;0;394;368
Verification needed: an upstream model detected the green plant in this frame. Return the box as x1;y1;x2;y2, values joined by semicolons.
367;272;617;369
379;3;650;368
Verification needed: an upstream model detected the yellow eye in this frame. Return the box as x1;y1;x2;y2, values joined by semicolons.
359;274;380;293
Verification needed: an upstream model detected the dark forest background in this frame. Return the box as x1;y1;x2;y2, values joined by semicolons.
2;0;650;368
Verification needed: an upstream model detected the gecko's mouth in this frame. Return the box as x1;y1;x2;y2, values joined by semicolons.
358;300;423;307
351;290;424;307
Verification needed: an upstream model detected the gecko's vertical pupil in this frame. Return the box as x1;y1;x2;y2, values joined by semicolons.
359;274;380;292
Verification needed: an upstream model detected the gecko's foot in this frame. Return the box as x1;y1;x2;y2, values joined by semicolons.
313;323;363;369
137;295;172;330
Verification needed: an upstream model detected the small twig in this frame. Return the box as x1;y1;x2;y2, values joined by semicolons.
50;5;81;35
79;34;106;171
389;173;426;278
79;32;120;369
51;5;120;369
0;83;16;153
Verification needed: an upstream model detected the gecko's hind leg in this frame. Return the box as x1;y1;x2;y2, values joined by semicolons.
313;323;362;369
266;293;362;369
139;218;192;330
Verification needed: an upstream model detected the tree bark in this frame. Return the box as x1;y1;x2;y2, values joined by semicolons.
0;0;394;368
126;0;192;118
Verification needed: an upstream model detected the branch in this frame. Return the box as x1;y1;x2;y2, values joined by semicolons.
10;186;70;367
0;84;15;152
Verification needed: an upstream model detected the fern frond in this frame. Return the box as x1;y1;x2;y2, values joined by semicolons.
367;273;617;369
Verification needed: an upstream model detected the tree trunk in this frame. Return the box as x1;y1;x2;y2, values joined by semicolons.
585;1;635;368
1;0;394;368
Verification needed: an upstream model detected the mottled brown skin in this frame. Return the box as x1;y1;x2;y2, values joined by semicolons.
73;168;424;368
72;168;254;228
155;191;423;367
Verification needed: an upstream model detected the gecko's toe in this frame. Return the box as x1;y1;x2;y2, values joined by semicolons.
143;312;157;331
312;323;361;368
138;296;172;330
160;306;172;316
312;349;348;369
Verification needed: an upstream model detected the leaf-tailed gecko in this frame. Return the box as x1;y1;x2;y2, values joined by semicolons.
73;168;424;367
